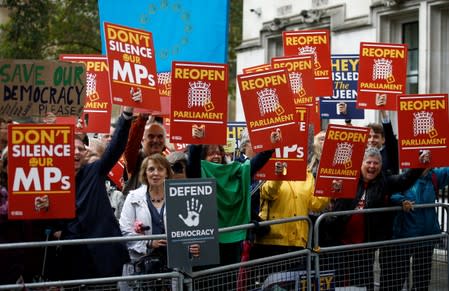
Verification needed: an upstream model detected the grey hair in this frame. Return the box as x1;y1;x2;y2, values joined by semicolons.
239;128;250;153
166;151;188;165
364;147;382;163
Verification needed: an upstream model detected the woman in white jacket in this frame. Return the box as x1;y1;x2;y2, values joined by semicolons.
119;153;199;289
120;153;172;264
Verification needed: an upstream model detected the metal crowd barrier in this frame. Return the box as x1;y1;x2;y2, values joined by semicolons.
0;216;313;290
313;203;449;291
1;204;448;291
437;186;449;232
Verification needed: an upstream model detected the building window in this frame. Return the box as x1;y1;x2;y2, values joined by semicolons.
402;21;419;94
429;5;449;94
266;35;283;62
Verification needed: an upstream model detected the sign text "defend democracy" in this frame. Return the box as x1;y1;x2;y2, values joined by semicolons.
169;185;213;196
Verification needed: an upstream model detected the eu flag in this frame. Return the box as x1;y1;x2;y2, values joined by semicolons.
98;0;229;73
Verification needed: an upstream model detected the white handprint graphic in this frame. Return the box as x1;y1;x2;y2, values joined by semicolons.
178;198;203;227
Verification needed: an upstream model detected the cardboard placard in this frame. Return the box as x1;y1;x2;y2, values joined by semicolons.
397;94;449;168
7;124;76;219
108;157;125;190
270;55;320;132
254;106;309;181
357;42;408;110
242;64;272;74
104;22;160;111
237;68;300;153
0;60;86;118
283;29;333;96
271;54;316;105
309;97;321;134
170;61;228;145
165;178;219;272
320;55;365;120
60;54;112;133
314;125;370;198
150;72;172;116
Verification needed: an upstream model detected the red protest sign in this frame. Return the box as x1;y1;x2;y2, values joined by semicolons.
243;64;272;74
60;54;112;133
254;106;309;181
357;42;408;110
108;157;125;190
7;124;75;220
283;29;333;96
150;72;172;117
170;61;228;145
271;54;316;105
237;68;300;153
314;124;369;198
397;94;449;168
271;55;321;133
309;97;321;134
104;22;160;111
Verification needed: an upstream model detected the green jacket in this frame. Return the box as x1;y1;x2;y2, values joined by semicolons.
201;160;251;243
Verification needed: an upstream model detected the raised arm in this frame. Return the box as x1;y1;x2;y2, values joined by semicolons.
250;149;274;178
381;110;399;175
386;168;424;195
186;144;203;178
97;107;134;176
124;114;148;176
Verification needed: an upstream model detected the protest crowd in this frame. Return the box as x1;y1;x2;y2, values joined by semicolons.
1;102;445;290
0;6;448;290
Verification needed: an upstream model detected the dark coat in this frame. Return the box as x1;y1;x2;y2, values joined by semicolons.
381;121;399;175
61;114;131;279
331;168;423;244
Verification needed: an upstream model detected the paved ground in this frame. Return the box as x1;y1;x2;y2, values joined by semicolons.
371;248;448;291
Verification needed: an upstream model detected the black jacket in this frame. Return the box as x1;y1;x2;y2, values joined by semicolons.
330;168;424;244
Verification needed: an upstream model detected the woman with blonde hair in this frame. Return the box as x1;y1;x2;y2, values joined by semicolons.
119;154;199;289
308;130;326;178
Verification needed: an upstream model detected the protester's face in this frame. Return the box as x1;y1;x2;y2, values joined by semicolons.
361;155;381;182
316;133;325;147
367;129;384;149
74;139;87;173
143;124;166;155
244;142;255;159
146;159;167;187
100;127;115;144
206;145;223;164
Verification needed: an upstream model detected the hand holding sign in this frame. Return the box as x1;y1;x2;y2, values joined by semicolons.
34;195;49;212
178;198;203;227
331;179;343;193
375;93;387;106
402;200;415;212
130;87;142;102
270;128;282;144
418;150;431;164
